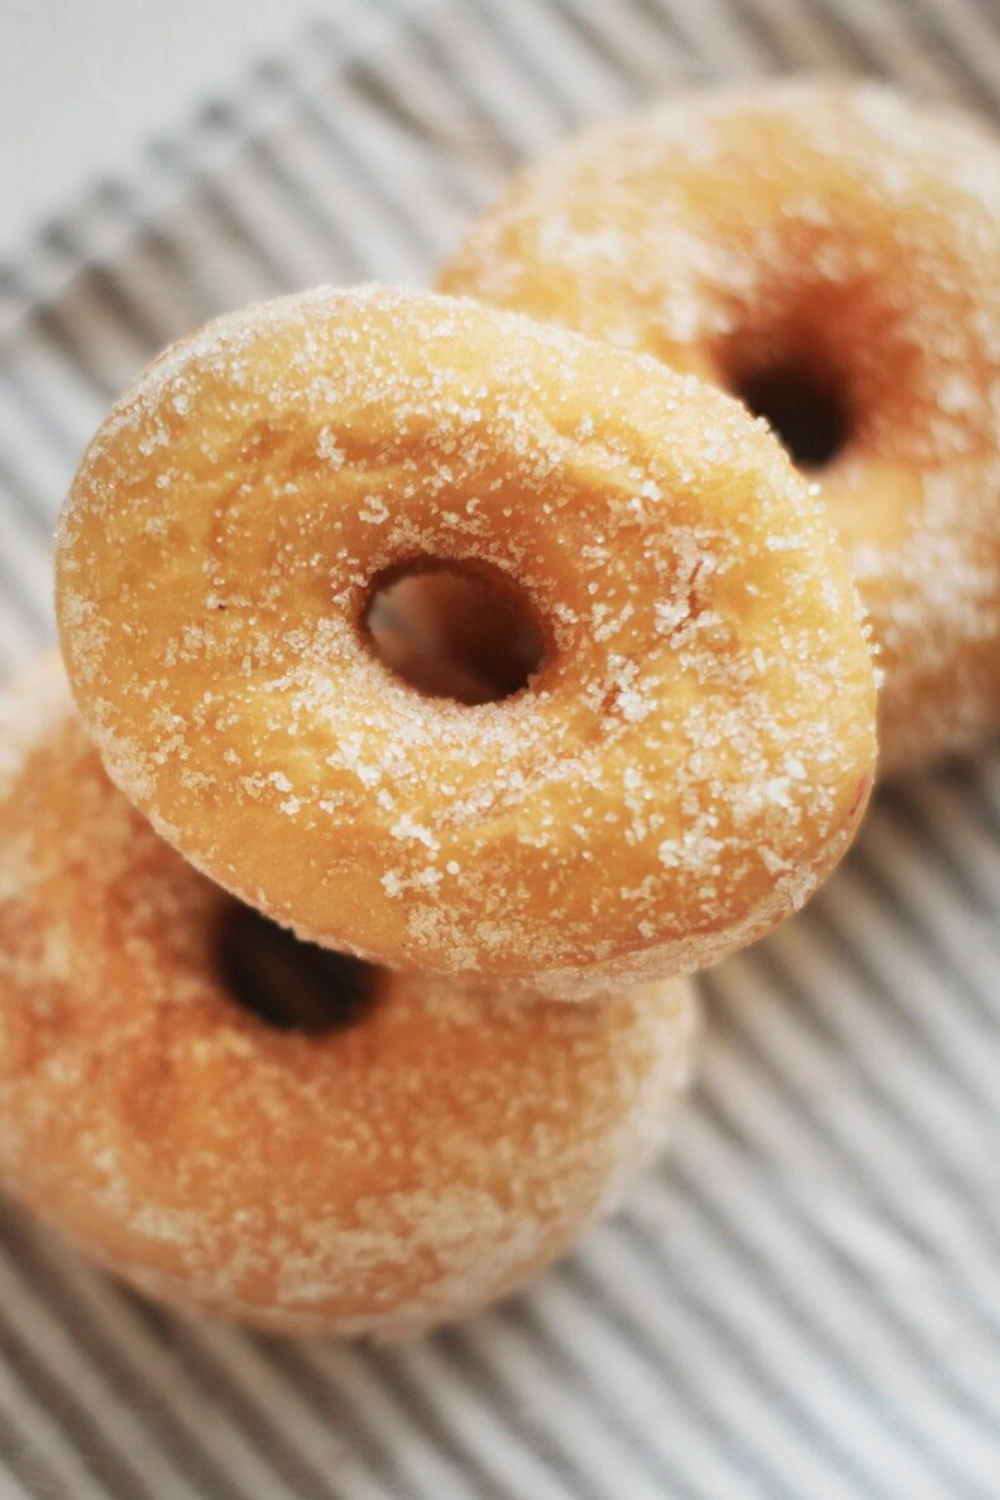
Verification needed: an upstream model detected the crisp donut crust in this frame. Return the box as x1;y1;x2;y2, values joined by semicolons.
0;659;697;1339
56;285;875;992
439;81;1000;778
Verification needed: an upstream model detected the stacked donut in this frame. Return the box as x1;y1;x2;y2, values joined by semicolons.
441;79;1000;778
19;77;997;1341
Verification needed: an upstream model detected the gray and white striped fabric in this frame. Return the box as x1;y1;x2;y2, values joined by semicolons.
3;0;1000;1495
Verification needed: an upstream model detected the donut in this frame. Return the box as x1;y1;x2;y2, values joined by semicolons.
55;284;876;994
0;658;698;1339
439;80;1000;778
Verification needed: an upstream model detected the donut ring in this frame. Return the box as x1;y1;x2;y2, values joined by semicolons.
0;659;697;1339
439;81;1000;778
56;285;875;993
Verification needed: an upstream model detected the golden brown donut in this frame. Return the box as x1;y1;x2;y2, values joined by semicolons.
0;658;698;1339
440;80;1000;777
56;284;876;994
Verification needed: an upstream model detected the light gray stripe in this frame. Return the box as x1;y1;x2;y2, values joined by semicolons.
266;66;442;264
524;1266;759;1497
738;931;1000;1359
197;99;369;283
146;135;298;294
0;280;118;401
563;1255;818;1500
40;225;172;351
805;886;1000;1150
894;0;1000;114
360;1343;526;1500
251;1339;431;1499
88;182;218;326
464;0;597;127
544;0;682;96
402;7;525;167
798;0;893;65
699;972;1000;1491
625;0;709;63
0;1213;255;1500
431;1328;611;1500
501;1298;708;1500
851;825;1000;1032
0;547;50;637
0;353;81;472
0;1298;153;1500
669;1089;1000;1490
0;1401;58;1500
0;451;51;549
616;1212;913;1500
122;1302;340;1500
679;1074;1000;1459
339;29;489;215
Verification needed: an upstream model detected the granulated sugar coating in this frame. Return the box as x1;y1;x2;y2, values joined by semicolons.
0;659;698;1339
55;285;875;995
440;80;1000;778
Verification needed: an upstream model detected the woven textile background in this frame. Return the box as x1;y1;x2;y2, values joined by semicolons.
4;1;1000;1496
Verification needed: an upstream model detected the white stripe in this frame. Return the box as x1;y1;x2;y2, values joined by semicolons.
385;1337;582;1500
0;319;107;452
630;1171;977;1498
664;1120;1000;1485
71;216;211;347
302;1340;496;1500
0;1352;108;1500
417;3;567;156
901;774;1000;902
545;0;692;95
517;1275;753;1499
0;1243;207;1500
15;285;144;399
813;865;1000;1127
720;937;1000;1327
453;1312;670;1500
301;83;463;273
858;807;1000;1011
263;111;413;283
151;134;302;295
0;388;77;520
581;1227;869;1500
0;587;46;681
907;0;1000;97
339;18;505;209
188;144;337;293
745;0;869;66
144;190;278;316
0;516;51;630
30;1255;304;1500
657;0;778;75
489;0;636;117
818;0;968;95
193;1326;395;1500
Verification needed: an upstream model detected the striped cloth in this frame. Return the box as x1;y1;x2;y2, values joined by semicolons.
3;0;1000;1495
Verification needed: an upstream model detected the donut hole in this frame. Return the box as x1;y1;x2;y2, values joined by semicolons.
364;563;545;704
728;357;851;471
217;902;382;1033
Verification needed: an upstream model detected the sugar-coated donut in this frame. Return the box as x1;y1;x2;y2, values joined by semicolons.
0;658;698;1339
440;81;1000;777
56;284;876;994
